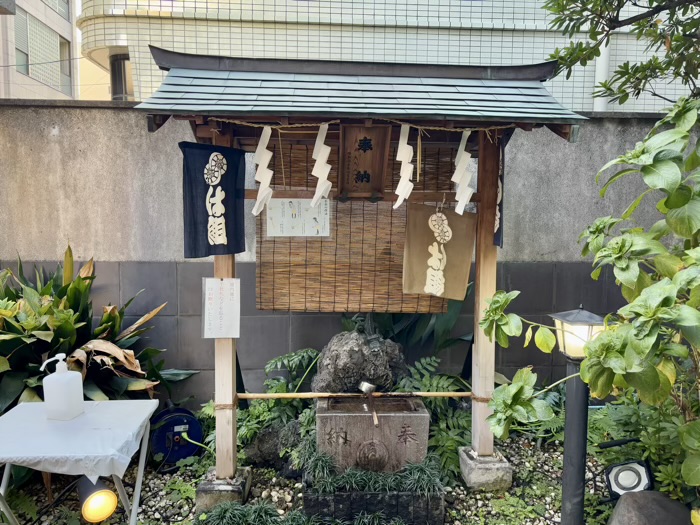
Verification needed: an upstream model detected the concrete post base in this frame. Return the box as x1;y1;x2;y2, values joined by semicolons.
459;447;513;491
195;466;252;513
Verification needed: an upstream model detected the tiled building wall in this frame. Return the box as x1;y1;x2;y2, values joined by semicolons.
0;258;624;407
0;0;76;99
77;0;691;111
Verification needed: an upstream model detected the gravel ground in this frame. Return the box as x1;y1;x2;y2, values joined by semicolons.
5;437;611;524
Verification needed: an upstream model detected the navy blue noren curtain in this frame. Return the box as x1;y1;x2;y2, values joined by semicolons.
179;141;246;258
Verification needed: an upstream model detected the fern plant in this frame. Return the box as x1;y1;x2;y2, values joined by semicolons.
394;356;467;416
428;407;471;482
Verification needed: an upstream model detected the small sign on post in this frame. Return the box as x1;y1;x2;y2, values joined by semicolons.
202;278;240;339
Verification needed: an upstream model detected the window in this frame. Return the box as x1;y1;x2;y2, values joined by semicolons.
13;6;71;95
14;7;28;75
42;0;69;21
59;37;71;95
15;49;28;75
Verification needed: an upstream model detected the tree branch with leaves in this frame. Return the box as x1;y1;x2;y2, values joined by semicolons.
485;99;700;499
544;0;699;103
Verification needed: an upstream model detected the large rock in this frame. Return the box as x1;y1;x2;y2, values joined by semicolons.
608;491;691;525
243;421;301;476
311;330;408;393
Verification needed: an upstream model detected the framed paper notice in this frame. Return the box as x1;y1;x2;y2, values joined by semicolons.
265;198;330;237
202;278;240;339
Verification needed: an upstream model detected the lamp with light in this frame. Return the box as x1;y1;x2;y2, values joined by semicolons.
549;306;605;361
77;476;118;523
548;306;605;525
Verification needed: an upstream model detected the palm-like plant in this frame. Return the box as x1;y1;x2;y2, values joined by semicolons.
0;246;195;414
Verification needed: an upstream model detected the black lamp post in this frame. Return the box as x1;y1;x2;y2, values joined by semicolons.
549;307;605;525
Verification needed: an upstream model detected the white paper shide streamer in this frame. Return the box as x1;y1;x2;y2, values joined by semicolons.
310;123;332;207
451;131;477;215
252;126;274;216
393;124;414;209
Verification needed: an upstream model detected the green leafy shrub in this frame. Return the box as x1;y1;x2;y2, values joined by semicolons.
235;348;320;449
394;356;467;414
201;504;405;525
428;407;471;480
509;385;565;446
394;356;471;483
298;437;442;496
0;247;195;414
353;511;385;525
343;295;472;354
482;98;700;501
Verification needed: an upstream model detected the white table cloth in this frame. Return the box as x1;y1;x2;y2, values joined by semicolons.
0;400;158;525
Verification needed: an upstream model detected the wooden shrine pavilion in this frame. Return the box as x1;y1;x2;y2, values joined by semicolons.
137;46;585;482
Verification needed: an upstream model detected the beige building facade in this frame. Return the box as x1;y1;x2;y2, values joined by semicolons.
77;0;689;111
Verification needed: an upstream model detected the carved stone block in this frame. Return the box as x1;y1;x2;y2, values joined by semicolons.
316;397;430;472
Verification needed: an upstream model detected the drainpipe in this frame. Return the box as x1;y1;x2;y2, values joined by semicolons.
593;43;611;112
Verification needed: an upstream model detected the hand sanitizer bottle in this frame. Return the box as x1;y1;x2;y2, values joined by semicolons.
40;353;85;421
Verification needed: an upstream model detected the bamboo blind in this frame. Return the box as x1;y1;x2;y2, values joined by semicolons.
256;142;463;312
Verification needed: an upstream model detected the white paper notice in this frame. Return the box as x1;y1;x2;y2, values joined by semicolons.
266;198;330;237
202;278;240;339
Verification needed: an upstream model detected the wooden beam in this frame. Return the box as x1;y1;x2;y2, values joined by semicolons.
243;189;481;203
545;123;580;143
472;130;501;457
147;114;170;133
214;255;237;479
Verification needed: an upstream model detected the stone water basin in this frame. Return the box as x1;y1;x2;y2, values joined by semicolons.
316;397;430;472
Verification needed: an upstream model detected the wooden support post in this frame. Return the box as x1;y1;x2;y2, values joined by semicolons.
214;255;237;479
472;130;501;457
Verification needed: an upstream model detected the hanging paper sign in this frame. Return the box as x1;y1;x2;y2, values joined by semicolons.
403;204;477;301
393;124;415;209
179;142;246;258
252;126;275;216
202;278;240;339
266;198;330;237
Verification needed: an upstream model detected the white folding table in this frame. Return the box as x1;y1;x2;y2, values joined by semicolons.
0;400;158;525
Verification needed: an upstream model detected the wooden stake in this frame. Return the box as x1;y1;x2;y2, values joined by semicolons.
214;255;237;479
472;130;500;457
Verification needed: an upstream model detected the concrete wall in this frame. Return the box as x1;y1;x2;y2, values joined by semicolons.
0;103;658;404
0;103;661;263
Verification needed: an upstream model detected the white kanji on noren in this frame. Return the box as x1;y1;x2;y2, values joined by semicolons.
204;152;228;246
252;126;274;216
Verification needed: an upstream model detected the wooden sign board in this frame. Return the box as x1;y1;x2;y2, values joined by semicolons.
202;278;240;339
338;124;392;201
